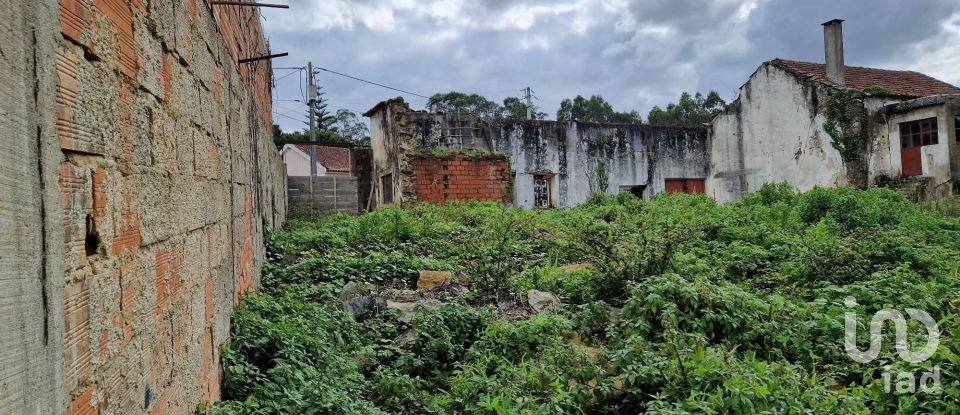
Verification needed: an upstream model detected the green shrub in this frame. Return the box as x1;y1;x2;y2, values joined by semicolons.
214;185;960;414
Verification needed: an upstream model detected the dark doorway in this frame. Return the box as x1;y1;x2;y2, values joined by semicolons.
381;174;394;204
621;185;647;198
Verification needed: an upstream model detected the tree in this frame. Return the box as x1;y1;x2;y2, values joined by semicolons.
502;97;546;120
647;91;726;127
556;95;641;123
273;110;369;147
329;109;370;146
309;88;336;131
427;92;502;117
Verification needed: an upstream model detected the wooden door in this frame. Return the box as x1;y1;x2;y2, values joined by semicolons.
901;135;922;177
665;179;705;194
686;179;706;194
664;179;686;193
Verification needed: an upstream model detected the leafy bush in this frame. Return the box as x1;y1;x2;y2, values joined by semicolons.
212;184;960;414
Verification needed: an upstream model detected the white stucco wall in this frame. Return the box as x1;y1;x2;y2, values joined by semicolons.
708;63;850;203
887;105;953;188
281;145;327;177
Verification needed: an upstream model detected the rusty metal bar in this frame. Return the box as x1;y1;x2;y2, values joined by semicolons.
210;1;290;9
238;52;288;64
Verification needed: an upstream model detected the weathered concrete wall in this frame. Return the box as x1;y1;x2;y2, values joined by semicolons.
886;103;955;197
708;63;853;203
367;99;418;207
352;148;374;211
707;62;960;203
0;0;65;414
950;103;960;188
47;0;287;414
288;176;360;215
366;99;710;209
489;121;709;208
412;156;511;205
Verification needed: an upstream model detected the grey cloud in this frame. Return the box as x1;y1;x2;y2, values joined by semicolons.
266;0;960;132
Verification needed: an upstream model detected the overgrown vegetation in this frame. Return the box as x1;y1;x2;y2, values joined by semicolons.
824;89;868;188
211;184;960;414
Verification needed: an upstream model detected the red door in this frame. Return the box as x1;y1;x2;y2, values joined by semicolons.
901;137;922;177
665;179;686;193
686;179;706;194
664;179;706;194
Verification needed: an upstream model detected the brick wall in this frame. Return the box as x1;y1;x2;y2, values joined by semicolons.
52;1;286;414
412;156;511;204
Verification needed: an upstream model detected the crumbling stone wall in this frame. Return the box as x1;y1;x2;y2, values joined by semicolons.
412;156;512;204
366;98;710;209
43;0;286;414
367;98;419;207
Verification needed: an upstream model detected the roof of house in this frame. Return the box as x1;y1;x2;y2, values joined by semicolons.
284;144;352;172
363;97;407;117
771;59;960;98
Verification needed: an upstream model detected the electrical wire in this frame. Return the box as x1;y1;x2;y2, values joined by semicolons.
314;66;430;100
275;68;303;82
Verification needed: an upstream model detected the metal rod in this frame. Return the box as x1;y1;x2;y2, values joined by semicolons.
238;52;288;64
210;1;290;8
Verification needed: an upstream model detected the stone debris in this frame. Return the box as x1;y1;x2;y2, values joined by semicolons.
527;290;561;313
337;282;370;303
416;270;452;291
387;299;445;323
344;296;386;322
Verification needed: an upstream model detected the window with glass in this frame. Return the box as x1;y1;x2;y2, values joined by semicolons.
899;117;939;148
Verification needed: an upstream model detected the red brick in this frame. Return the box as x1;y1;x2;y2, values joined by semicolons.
91;0;137;78
65;384;98;415
111;192;141;256
162;53;174;101
60;0;90;44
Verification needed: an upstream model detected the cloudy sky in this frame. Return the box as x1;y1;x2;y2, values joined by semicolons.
262;0;960;132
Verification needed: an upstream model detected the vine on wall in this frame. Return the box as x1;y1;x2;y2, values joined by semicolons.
823;89;868;188
594;132;610;194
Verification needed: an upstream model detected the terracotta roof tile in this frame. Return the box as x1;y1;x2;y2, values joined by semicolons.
294;144;352;172
772;59;960;98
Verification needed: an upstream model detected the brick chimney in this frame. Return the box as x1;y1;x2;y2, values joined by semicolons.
822;19;845;86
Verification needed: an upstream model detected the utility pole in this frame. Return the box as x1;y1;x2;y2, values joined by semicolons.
523;87;534;120
307;62;318;177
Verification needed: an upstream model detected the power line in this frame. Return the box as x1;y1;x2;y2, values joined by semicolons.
274;68;302;82
314;66;430;100
275;112;304;123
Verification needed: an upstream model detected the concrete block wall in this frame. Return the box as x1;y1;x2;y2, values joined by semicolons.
412;156;512;204
0;0;285;414
288;176;360;215
0;0;65;413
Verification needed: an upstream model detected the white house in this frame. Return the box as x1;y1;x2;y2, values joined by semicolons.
280;143;353;177
708;20;960;202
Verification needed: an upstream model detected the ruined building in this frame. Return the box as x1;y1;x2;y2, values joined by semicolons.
2;1;286;414
709;20;960;202
364;100;709;209
367;20;960;209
